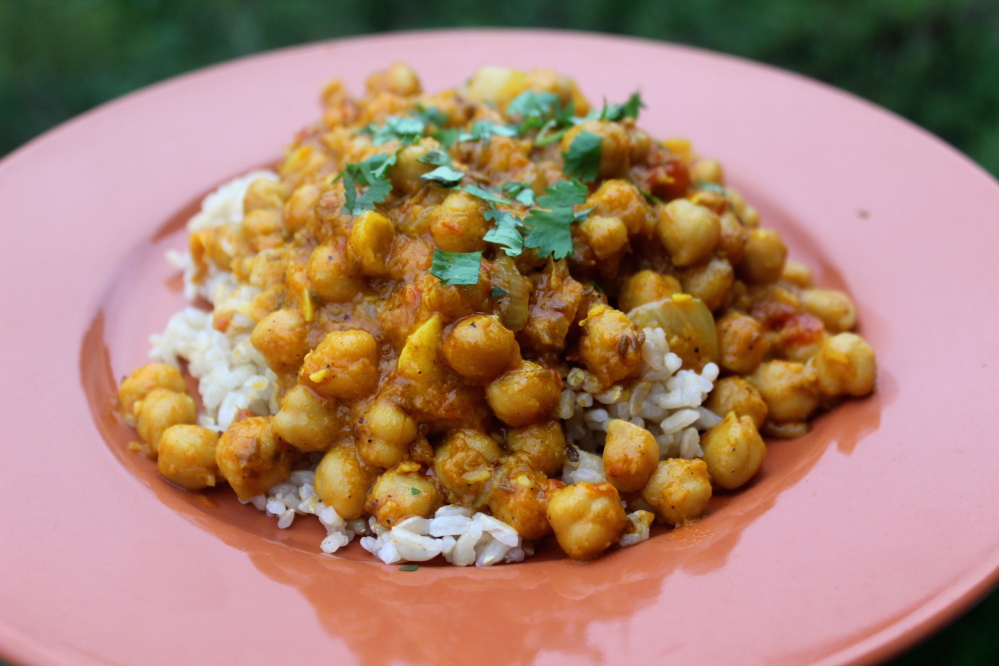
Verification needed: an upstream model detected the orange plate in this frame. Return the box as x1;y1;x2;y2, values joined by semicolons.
2;30;999;666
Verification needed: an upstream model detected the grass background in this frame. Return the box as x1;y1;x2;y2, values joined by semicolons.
2;1;998;664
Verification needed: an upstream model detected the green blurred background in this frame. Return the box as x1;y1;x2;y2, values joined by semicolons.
2;0;998;664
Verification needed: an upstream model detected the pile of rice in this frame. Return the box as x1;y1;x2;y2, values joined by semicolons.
147;173;721;566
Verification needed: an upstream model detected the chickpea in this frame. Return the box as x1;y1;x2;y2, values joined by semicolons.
781;260;814;288
241;209;282;250
466;67;529;110
215;416;295;501
365;461;442;527
641;459;712;527
486;360;563;427
809;333;877;397
799;288;857;333
681;257;734;312
586;179;651;236
657;199;721;267
357;400;419;469
716;311;768;375
300;329;380;401
692;159;724;185
315;441;379;520
346;210;396;277
546;482;628;561
579;215;629;260
429;190;489;253
307;243;363;303
739;229;787;284
717;211;747;264
705;377;769;430
119;362;186;424
747;360;821;422
700;412;767;490
507;421;567;476
157;425;220;491
433;428;504;504
617;270;681;313
271;385;342;453
562;120;630;179
602;420;659;493
486;456;554;540
250;308;310;374
366;63;421;97
441;314;520;384
282;183;321;234
390;140;437;195
243;177;288;213
578;305;644;387
135;388;197;453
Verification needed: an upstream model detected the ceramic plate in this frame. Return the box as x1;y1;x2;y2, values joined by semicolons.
3;30;999;666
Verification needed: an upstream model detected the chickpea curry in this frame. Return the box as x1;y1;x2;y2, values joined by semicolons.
118;65;877;564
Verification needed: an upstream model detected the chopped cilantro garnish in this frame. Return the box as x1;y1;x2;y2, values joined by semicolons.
460;120;518;145
563;131;602;182
490;286;509;297
507;90;560;122
360;116;426;146
399;564;419;571
433;128;462;149
521;179;591;260
501;182;536;206
410;487;421;495
412;104;449;127
698;180;728;196
341;152;396;215
417;150;453;167
420;165;465;188
536;179;588;209
429;249;482;285
483;209;525;257
460;184;513;205
523;208;575;260
598;92;645;122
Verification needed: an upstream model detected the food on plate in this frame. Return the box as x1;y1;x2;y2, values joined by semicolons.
118;64;877;565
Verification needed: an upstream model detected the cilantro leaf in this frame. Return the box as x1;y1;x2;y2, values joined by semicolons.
344;177;393;215
410;487;421;495
429;250;482;285
360;116;426;146
417;150;453;167
501;182;536;207
399;564;419;572
523;208;575;261
698;180;727;196
433;128;462;149
537;179;588;209
340;152;397;215
621;91;644;120
490;286;508;297
562;131;602;182
483;209;524;257
460;184;513;205
507;91;560;119
520;180;591;260
596;92;645;122
460;121;518;145
412;104;449;127
420;165;465;188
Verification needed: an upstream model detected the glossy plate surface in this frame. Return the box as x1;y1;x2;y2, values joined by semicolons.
2;30;999;666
